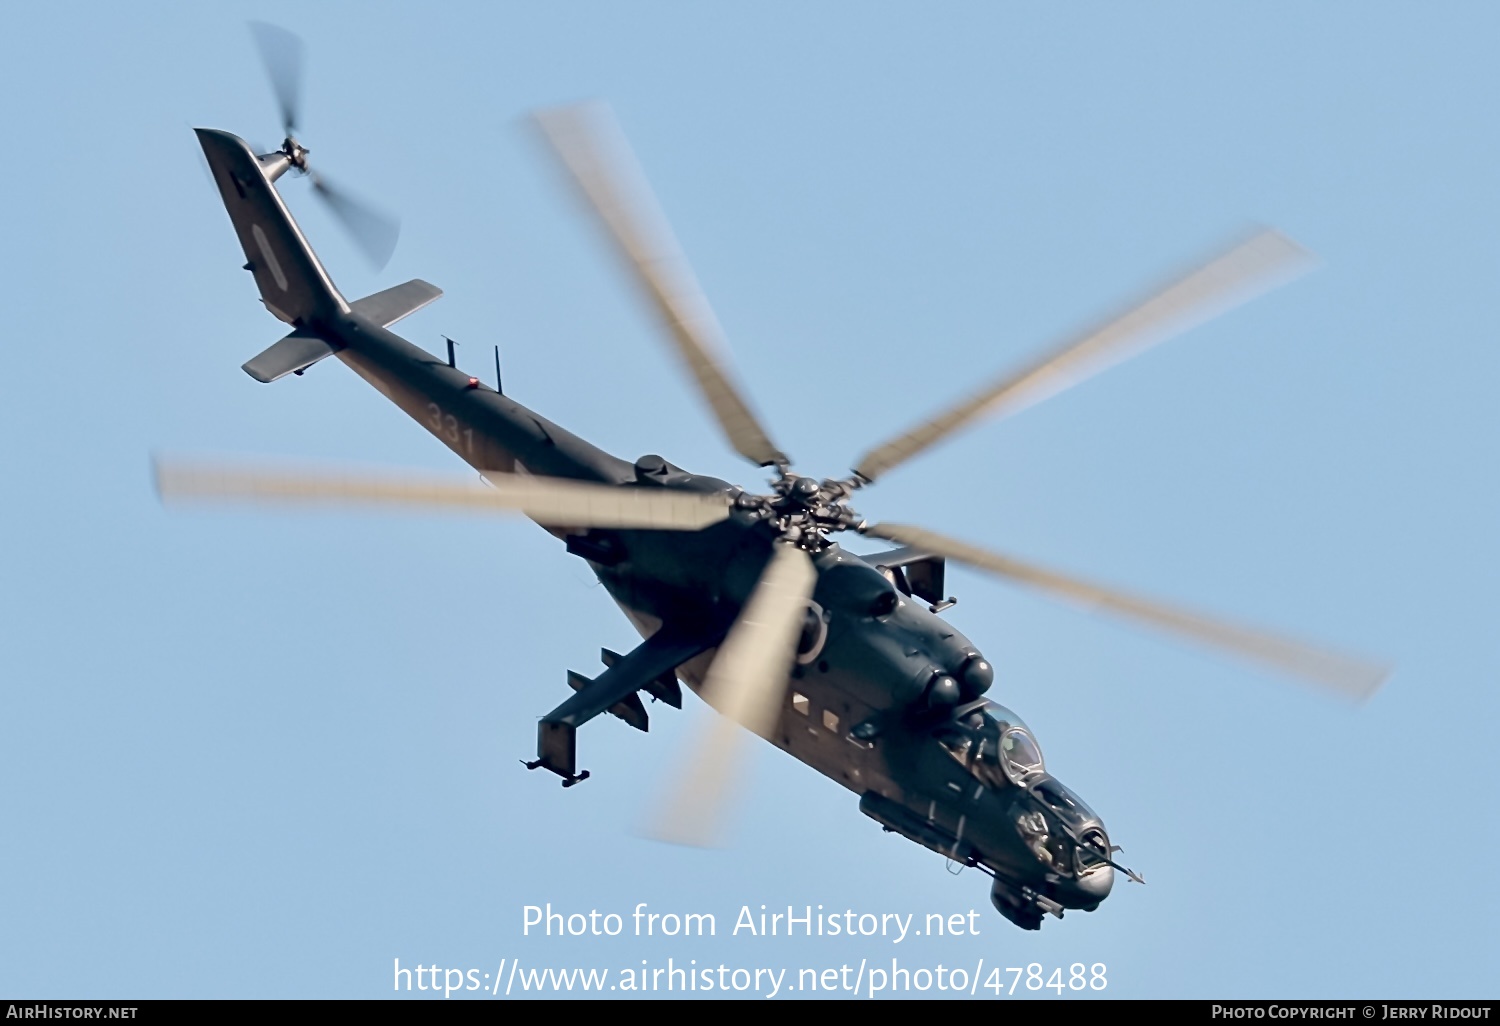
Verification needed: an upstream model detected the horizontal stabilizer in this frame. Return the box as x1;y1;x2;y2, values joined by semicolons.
349;279;443;328
242;329;338;383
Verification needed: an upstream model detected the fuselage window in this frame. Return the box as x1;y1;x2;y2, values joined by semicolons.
791;692;810;716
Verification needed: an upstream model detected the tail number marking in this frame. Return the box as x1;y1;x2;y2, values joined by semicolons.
426;402;476;456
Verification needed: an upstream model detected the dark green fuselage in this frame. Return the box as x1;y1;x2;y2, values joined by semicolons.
337;307;1113;927
197;126;1113;929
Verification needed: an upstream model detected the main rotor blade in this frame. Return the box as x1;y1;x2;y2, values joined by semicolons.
154;458;732;531
863;523;1388;700
248;21;303;137
311;172;401;270
852;230;1315;483
534;102;789;469
647;543;817;847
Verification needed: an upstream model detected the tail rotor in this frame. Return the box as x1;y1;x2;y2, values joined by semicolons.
246;21;400;270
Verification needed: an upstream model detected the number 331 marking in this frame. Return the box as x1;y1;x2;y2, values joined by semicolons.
427;402;475;455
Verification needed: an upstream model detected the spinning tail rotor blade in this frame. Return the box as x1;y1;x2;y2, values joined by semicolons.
647;543;817;847
852;230;1315;483
310;172;401;270
247;23;401;269
534;102;789;469
862;523;1388;700
248;21;303;137
154;458;732;531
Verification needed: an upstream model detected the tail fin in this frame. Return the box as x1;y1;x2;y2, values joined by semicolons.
196;128;348;327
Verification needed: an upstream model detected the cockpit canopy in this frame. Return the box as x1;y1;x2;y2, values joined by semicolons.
1000;727;1045;783
938;702;1046;788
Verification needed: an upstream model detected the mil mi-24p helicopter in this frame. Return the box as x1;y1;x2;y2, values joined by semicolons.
159;25;1388;931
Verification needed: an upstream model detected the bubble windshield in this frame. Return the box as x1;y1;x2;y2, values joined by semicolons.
984;702;1030;734
1033;775;1099;824
938;702;1045;788
999;728;1045;782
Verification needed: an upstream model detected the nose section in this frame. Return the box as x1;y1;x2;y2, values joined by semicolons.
1073;863;1114;904
1051;833;1114;911
1063;818;1116;909
1023;777;1117;910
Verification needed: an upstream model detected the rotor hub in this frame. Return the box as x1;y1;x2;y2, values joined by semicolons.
247;22;400;269
281;137;310;174
734;471;868;553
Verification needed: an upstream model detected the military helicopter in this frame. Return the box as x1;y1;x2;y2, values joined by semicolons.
160;28;1388;931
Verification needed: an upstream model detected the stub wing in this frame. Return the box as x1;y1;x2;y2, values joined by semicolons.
533;625;719;783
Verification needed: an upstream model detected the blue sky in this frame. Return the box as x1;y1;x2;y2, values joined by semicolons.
1;1;1496;1000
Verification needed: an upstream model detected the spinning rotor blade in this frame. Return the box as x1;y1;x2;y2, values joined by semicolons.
862;523;1388;700
154;458;732;531
534;102;788;469
648;543;817;847
246;23;401;269
852;230;1315;483
311;172;401;270
248;21;303;137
